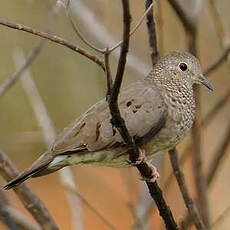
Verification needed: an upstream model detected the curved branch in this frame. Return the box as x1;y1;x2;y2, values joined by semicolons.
0;18;105;71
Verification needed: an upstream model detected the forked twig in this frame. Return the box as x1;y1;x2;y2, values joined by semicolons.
0;18;105;71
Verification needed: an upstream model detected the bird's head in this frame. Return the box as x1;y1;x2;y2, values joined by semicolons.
152;51;213;91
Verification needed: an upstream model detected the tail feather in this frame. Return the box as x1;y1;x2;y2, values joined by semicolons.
3;152;54;190
3;170;41;190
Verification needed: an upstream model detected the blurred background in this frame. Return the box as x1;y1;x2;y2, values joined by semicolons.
0;0;229;229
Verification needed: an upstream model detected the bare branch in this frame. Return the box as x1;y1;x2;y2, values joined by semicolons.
207;122;230;186
180;123;230;229
202;89;230;127
65;0;105;53
0;150;59;230
109;1;154;53
104;50;113;97
13;48;84;230
107;1;179;229
192;89;211;229
168;149;205;230
64;184;116;230
0;18;105;71
0;201;40;230
211;206;230;229
204;47;230;75
0;41;43;97
145;0;159;65
0;191;18;230
70;0;150;76
167;0;202;34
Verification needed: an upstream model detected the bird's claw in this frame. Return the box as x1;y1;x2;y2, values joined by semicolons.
126;147;147;165
140;163;160;183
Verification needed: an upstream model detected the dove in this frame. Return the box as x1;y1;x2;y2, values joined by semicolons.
3;51;213;189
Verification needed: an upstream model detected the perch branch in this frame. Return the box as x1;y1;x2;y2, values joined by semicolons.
108;1;179;229
0;150;59;230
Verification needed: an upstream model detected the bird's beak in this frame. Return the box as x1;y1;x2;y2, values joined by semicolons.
198;74;214;91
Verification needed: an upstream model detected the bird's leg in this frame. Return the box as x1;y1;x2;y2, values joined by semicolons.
140;162;160;183
134;147;147;164
132;147;160;183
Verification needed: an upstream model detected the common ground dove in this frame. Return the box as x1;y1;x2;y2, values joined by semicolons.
4;51;213;189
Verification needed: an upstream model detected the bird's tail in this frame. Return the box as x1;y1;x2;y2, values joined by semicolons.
3;152;55;190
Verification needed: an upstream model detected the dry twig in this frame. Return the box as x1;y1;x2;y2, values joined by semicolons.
0;191;18;230
0;18;105;71
168;149;205;230
204;47;230;75
69;0;150;75
145;0;159;65
0;41;43;97
0;150;59;230
107;1;178;229
13;48;84;230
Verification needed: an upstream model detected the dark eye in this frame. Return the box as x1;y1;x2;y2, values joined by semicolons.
179;62;188;71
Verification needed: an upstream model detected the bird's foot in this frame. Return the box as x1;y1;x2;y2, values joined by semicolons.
135;147;147;164
140;163;160;183
126;147;147;165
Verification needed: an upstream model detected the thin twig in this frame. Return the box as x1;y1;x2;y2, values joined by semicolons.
109;2;154;53
204;47;230;75
145;0;159;65
180;123;230;229
64;184;117;230
70;0;150;75
0;150;59;230
0;40;43;97
0;18;105;71
202;89;230;128
3;206;40;230
104;50;113;98
0;191;18;230
0;191;40;230
108;1;179;229
0;0;62;98
211;206;230;229
208;0;227;49
207;122;230;186
13;48;84;230
168;149;205;230
65;0;105;53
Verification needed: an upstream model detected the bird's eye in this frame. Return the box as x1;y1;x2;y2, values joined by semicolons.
179;62;188;71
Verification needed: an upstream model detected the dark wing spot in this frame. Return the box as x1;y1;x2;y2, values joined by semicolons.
135;104;142;109
126;101;132;107
73;122;86;137
95;122;101;141
132;109;138;113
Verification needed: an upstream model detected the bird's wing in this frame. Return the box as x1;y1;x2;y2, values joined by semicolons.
50;81;166;154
